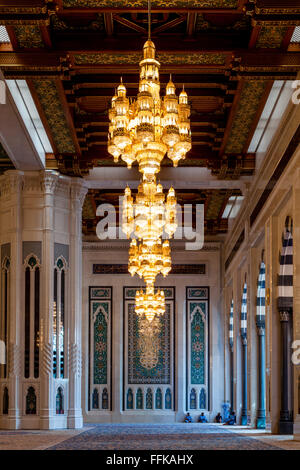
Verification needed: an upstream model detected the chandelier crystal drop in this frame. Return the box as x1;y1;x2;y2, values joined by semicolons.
107;3;191;324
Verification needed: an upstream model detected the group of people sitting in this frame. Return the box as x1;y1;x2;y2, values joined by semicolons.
184;412;207;423
184;410;236;425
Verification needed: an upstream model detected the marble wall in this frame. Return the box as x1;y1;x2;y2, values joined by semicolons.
82;241;224;423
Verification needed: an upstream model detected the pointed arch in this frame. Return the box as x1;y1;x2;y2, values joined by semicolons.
102;388;109;409
26;387;37;415
189;388;196;409
199;388;206;409
56;387;64;415
155;388;162;409
2;387;8;414
55;256;68;271
146;388;153;409
165;388;172;410
92;388;99;409
24;254;40;379
53;256;67;379
127;388;133;410
24;253;41;270
136;388;143;409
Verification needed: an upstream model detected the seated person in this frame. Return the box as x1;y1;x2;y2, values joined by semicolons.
198;412;208;423
223;411;236;425
184;412;193;423
215;412;222;423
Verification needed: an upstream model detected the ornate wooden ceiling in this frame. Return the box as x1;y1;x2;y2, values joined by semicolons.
0;0;299;236
0;0;299;178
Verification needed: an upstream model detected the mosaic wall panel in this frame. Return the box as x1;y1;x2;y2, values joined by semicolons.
89;287;112;411
186;287;209;411
124;287;175;411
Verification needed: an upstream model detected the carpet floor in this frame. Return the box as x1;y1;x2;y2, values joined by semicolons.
48;424;280;450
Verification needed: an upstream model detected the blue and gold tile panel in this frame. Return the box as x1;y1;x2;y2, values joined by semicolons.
89;287;112;411
186;287;209;411
124;287;175;411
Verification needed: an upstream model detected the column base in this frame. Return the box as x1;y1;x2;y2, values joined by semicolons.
39;416;59;430
256;417;266;429
241;415;248;425
279;420;293;435
0;416;21;430
68;410;83;429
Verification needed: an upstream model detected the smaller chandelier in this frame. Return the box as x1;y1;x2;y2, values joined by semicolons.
129;238;171;286
122;182;177;244
135;285;165;322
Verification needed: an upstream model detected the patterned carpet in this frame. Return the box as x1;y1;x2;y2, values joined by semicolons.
48;424;280;450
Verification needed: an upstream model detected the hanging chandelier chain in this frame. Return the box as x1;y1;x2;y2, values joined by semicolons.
148;0;151;40
107;31;192;323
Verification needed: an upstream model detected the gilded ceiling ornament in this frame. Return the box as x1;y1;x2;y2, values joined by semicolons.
256;25;288;49
14;25;44;48
225;80;267;154
74;52;226;66
63;0;238;8
33;79;76;154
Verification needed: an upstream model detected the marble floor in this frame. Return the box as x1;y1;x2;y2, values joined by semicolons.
0;424;299;450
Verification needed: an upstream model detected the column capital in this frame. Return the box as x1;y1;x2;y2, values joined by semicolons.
0;170;23;198
70;179;88;207
39;170;59;195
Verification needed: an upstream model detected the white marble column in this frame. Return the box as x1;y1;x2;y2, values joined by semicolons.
249;247;259;427
39;171;59;429
1;172;23;429
67;180;88;429
292;166;300;438
266;214;281;434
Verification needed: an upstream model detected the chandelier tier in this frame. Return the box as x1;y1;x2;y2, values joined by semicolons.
135;285;165;323
128;238;171;286
107;1;191;324
122;182;177;245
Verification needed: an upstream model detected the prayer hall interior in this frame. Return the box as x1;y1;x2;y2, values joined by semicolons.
0;0;300;451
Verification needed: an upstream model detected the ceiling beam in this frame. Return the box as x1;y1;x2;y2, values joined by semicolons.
1;51;299;71
112;14;147;34
0;71;45;170
104;12;114;36
151;14;187;35
186;12;197;36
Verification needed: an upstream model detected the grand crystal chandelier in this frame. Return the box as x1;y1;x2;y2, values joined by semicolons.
108;49;191;178
107;1;191;323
